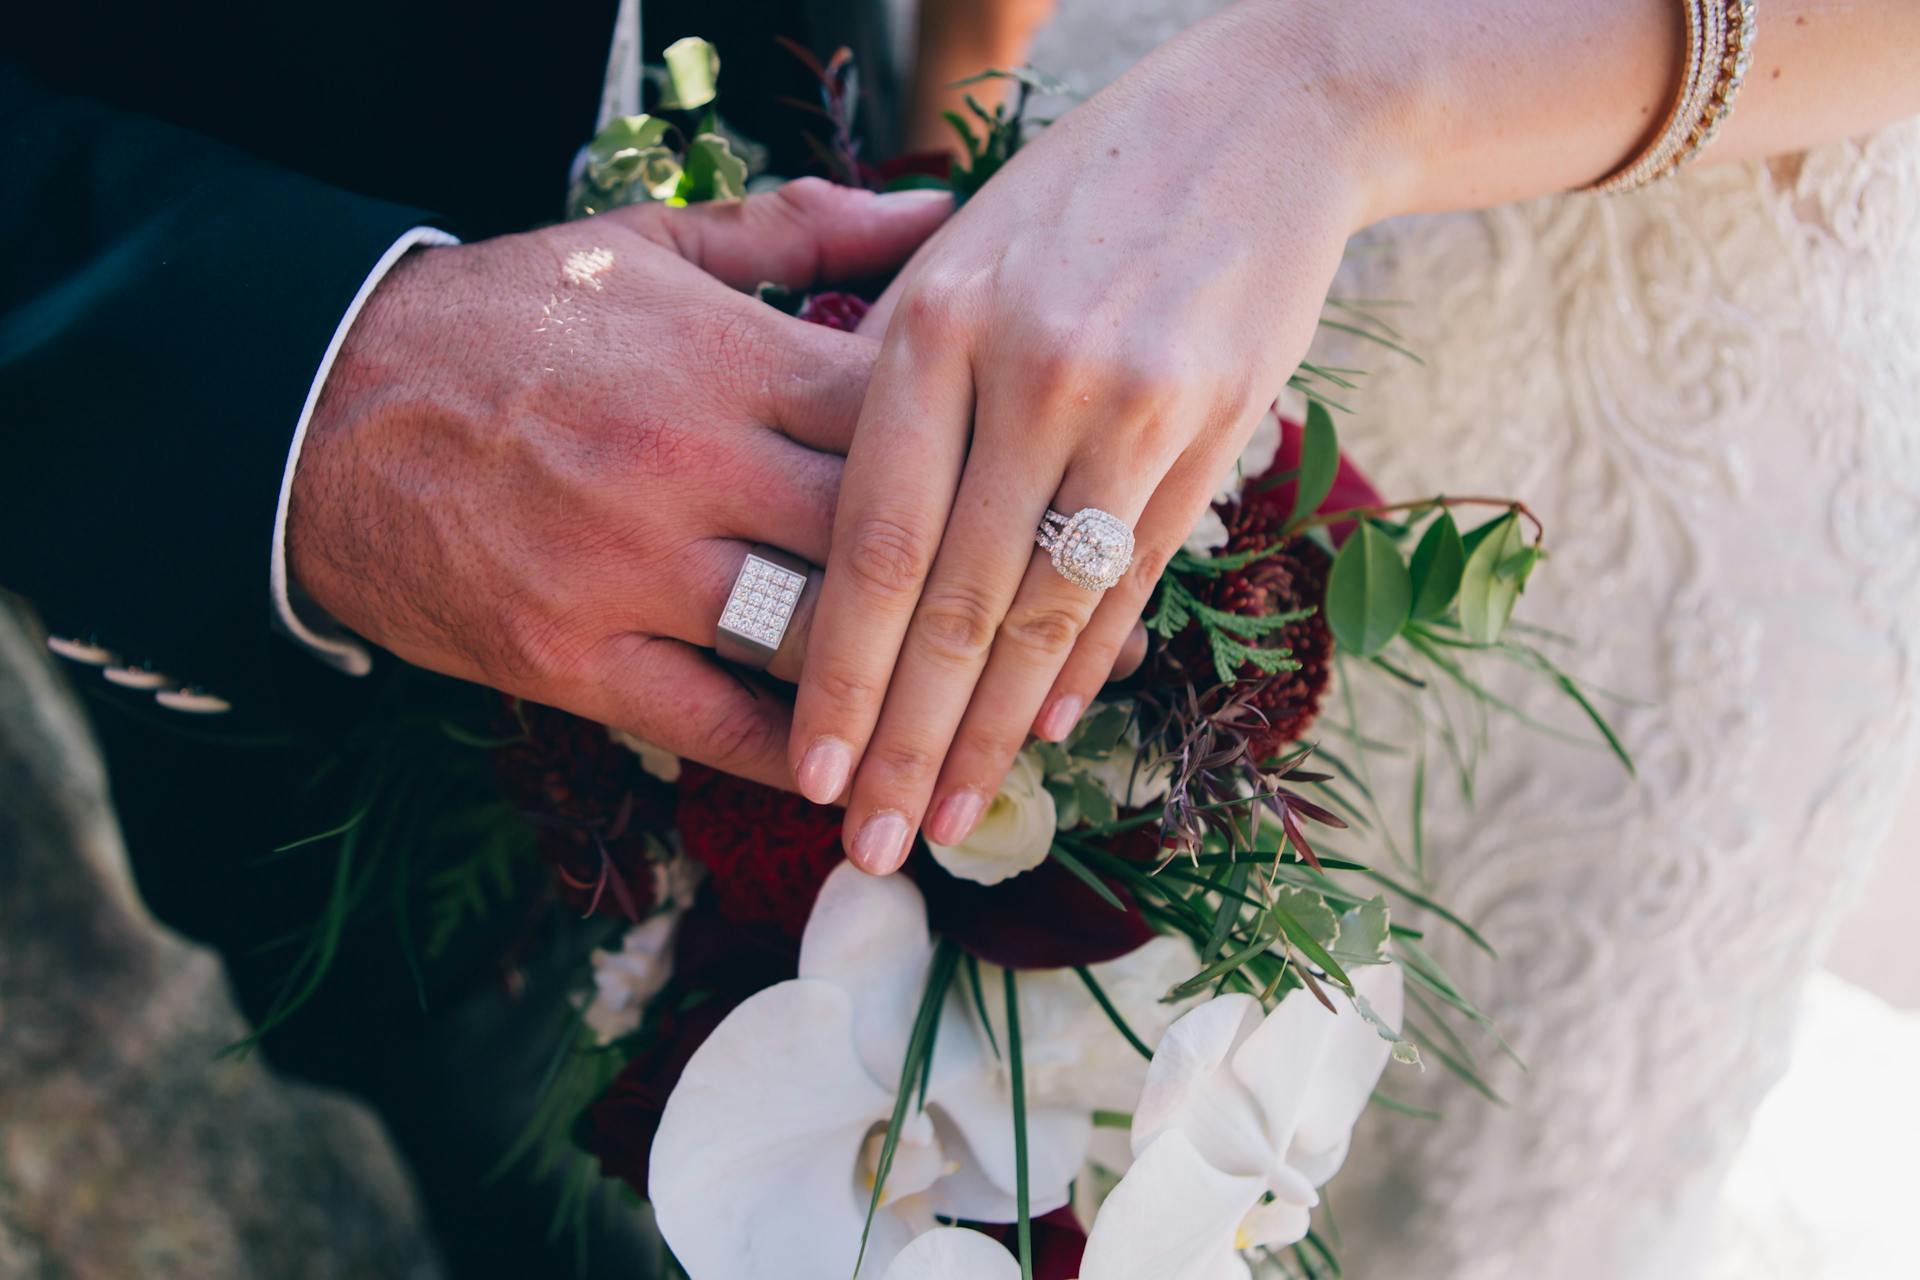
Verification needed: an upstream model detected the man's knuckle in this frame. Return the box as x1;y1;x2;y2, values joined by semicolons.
845;513;933;597
700;702;778;767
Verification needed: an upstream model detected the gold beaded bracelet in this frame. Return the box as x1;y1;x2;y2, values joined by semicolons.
1590;0;1756;193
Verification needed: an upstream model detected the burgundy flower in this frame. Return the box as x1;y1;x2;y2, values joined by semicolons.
492;700;669;921
916;854;1155;971
796;289;871;332
977;1207;1088;1280
675;765;846;941
1158;418;1387;757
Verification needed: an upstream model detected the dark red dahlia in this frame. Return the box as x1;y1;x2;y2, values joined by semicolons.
796;289;871;332
492;700;670;921
1155;415;1385;761
674;764;846;941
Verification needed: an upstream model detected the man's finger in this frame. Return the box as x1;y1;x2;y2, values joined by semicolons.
579;634;799;790
607;178;953;292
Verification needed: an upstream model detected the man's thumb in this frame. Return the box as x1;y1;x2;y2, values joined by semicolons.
608;177;952;292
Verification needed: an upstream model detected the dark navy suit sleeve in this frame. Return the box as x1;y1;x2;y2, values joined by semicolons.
0;63;441;716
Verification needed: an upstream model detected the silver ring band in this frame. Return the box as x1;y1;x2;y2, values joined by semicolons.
716;545;810;669
1036;507;1135;592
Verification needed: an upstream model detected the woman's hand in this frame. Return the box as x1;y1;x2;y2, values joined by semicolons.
788;1;1409;871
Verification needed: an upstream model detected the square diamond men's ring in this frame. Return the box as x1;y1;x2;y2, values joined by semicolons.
715;545;812;670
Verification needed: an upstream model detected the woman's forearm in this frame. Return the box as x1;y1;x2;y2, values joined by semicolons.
1239;0;1920;222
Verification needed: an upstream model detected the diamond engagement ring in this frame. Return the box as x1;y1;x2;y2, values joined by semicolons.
1036;507;1135;592
715;545;811;669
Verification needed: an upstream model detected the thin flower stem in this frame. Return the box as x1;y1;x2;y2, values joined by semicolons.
1004;968;1034;1280
1294;496;1547;546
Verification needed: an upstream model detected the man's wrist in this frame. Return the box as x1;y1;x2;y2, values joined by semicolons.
273;226;459;675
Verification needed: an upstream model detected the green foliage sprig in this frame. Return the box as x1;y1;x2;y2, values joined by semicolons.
568;37;757;218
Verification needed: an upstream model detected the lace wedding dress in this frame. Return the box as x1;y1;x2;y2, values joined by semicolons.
1021;4;1920;1276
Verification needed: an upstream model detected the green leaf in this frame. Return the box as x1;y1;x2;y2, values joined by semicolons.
855;941;959;1278
1332;896;1392;965
1005;969;1035;1280
1408;512;1466;621
1457;513;1527;643
1072;773;1117;828
1070;703;1132;757
1047;842;1127;912
1269;898;1353;990
1288;399;1340;528
1273;885;1341;952
680;132;747;201
586;114;671;187
1325;522;1413;657
660;36;720;110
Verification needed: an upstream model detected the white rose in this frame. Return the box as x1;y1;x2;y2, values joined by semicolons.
1183;505;1230;557
926;749;1056;885
581;912;678;1043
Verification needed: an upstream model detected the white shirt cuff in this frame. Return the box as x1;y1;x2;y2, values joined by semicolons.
270;226;460;676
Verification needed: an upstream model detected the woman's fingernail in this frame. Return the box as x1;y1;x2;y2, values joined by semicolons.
797;737;852;804
927;791;985;847
852;811;912;873
1038;694;1085;743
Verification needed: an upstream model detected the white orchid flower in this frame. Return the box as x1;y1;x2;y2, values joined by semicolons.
926;749;1056;885
1079;964;1403;1280
650;863;1092;1279
972;936;1198;1114
880;1228;1022;1280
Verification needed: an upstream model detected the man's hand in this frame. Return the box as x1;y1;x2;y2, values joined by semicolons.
287;180;952;788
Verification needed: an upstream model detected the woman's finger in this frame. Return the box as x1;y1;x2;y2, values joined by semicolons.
921;462;1188;848
1032;457;1226;745
833;407;1101;872
786;291;976;811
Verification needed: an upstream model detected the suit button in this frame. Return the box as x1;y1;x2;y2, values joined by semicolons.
156;688;231;715
103;665;171;690
47;636;118;665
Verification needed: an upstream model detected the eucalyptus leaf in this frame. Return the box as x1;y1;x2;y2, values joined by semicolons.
1326;522;1413;657
1408;512;1466;620
1457;514;1527;644
1288;399;1340;528
660;37;720;110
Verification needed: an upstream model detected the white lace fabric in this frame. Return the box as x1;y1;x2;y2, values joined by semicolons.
1028;6;1920;1275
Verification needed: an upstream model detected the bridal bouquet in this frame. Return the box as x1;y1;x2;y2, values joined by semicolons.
259;38;1627;1280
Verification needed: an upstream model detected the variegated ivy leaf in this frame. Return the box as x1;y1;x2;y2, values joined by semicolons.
660;37;720;111
681;133;747;202
1069;703;1132;758
586;114;672;188
1272;886;1340;951
1354;986;1423;1067
1332;896;1392;966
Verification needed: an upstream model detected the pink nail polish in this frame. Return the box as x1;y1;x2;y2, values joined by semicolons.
797;737;852;804
853;811;911;873
927;791;985;847
1038;694;1085;743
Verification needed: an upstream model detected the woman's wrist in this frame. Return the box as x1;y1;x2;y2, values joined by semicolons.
1201;0;1449;232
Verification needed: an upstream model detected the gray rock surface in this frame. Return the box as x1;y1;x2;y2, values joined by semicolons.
0;601;443;1280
